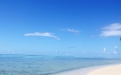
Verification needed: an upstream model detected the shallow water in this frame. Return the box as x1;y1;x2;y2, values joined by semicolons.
0;54;121;75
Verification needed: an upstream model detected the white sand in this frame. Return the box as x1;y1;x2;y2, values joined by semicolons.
87;64;121;75
53;64;121;75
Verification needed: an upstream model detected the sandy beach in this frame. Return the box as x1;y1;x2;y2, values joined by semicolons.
53;64;121;75
87;64;121;75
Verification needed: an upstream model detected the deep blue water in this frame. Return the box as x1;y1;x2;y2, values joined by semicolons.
0;54;121;75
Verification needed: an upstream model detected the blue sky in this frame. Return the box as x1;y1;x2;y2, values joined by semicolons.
0;0;121;55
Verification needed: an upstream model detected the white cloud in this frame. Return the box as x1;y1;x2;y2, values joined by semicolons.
60;28;65;31
114;46;118;49
24;32;60;40
100;23;121;37
67;29;80;34
90;36;97;38
7;50;10;53
102;48;107;54
60;28;80;34
69;47;76;48
114;46;120;54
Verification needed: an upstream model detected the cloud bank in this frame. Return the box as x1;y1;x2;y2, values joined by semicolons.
24;32;60;40
100;23;121;37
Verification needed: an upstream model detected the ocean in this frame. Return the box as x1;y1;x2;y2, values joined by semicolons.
0;54;121;75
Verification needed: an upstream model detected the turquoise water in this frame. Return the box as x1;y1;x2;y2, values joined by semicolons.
0;54;121;75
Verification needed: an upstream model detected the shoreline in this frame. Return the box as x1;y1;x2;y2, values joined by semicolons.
52;64;121;75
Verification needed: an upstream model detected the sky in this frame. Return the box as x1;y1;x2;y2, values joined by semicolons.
0;0;121;56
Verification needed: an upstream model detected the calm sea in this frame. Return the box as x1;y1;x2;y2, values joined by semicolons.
0;54;121;75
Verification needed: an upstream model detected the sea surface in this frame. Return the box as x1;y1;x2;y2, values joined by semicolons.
0;54;121;75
